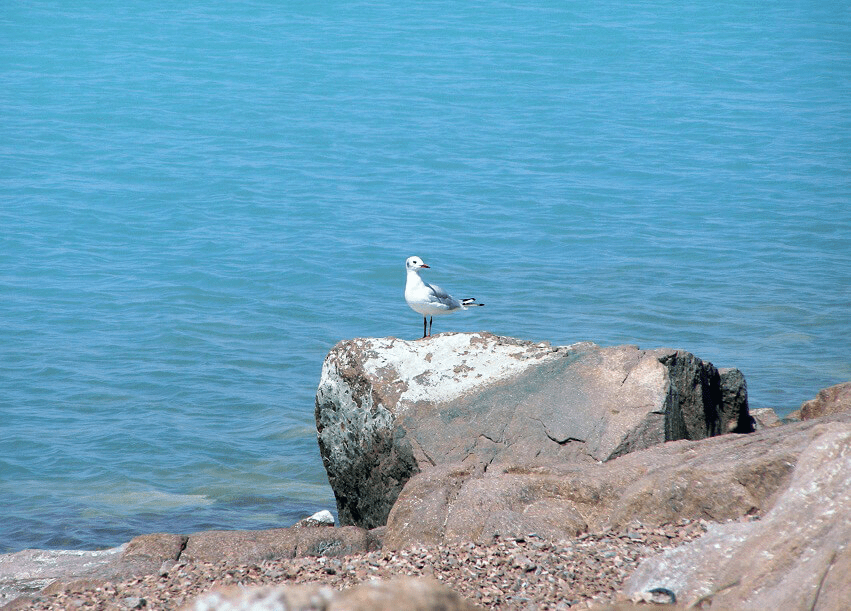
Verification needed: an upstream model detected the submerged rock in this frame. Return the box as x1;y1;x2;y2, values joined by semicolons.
315;332;750;529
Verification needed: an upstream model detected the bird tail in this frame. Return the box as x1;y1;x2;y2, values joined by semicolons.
461;298;484;307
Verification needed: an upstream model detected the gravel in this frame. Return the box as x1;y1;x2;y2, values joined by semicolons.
17;520;707;610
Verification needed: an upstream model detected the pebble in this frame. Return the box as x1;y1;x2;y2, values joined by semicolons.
20;520;706;611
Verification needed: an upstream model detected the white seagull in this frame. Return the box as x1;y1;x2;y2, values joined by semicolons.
404;256;484;338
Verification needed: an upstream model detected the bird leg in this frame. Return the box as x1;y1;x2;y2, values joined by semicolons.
420;316;435;339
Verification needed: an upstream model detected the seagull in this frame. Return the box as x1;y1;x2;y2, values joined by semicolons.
404;256;484;338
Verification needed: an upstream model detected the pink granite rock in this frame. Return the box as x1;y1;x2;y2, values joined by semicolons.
625;414;851;610
789;381;851;420
315;332;750;529
384;413;851;549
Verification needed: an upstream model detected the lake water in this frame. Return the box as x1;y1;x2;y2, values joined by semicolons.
2;1;849;553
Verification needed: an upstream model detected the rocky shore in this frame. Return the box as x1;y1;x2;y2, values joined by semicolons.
3;334;850;610
13;520;708;610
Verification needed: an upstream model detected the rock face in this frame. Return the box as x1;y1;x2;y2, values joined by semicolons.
750;407;783;429
718;367;753;432
180;526;379;565
383;413;845;548
182;577;483;611
789;381;851;420
315;333;750;529
625;412;851;611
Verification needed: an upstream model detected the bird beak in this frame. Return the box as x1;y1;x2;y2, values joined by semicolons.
421;264;430;268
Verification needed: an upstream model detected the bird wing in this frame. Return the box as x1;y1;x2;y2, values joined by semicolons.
425;281;460;307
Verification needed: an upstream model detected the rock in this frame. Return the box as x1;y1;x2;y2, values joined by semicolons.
0;527;377;608
293;509;335;528
180;526;379;564
384;412;851;548
718;367;753;433
383;463;592;547
587;606;673;611
628;587;678;605
624;414;851;610
181;577;483;611
119;533;188;574
332;578;482;611
315;333;749;529
0;534;186;607
789;381;851;420
0;546;126;607
315;333;567;529
750;407;783;429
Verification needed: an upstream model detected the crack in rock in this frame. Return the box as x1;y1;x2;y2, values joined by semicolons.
531;415;585;446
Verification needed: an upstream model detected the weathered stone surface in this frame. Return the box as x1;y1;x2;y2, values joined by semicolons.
182;577;483;611
750;407;783;429
789;381;851;420
316;333;749;529
119;532;188;573
180;526;379;565
718;367;752;432
625;415;851;610
315;333;567;529
384;413;851;549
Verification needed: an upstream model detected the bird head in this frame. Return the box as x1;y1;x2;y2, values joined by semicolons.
405;256;430;271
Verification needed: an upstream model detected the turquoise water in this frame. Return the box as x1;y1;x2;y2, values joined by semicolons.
2;1;849;553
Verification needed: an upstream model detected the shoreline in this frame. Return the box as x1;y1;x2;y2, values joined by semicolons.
4;366;847;609
6;519;708;610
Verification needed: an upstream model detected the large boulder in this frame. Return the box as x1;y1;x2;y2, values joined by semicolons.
384;412;851;549
315;333;750;529
625;412;851;610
